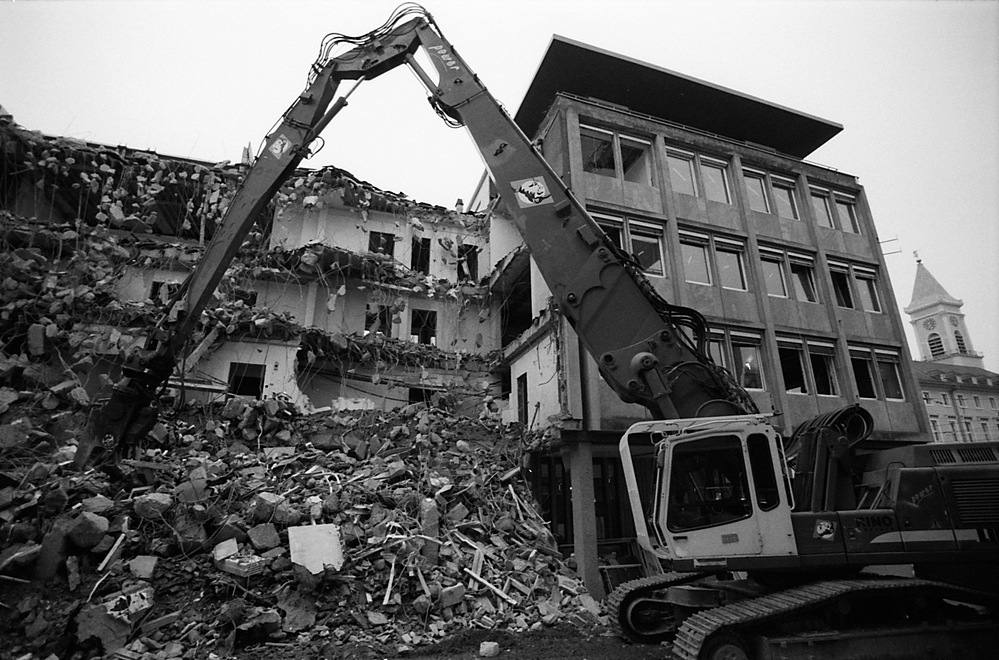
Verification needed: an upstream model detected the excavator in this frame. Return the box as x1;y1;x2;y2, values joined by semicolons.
74;4;998;658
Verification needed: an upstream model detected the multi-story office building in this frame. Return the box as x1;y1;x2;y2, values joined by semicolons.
481;36;929;595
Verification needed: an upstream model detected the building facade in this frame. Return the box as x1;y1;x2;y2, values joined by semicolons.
481;37;929;595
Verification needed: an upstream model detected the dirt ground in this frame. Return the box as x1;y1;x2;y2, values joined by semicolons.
298;624;670;660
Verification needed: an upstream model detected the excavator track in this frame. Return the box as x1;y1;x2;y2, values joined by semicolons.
606;571;714;644
672;576;999;660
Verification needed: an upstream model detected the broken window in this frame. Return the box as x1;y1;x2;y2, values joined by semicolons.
411;237;431;275
365;304;392;336
778;342;808;394
408;388;433;405
457;244;479;281
368;231;395;257
228;362;265;398
829;263;854;308
410;309;437;346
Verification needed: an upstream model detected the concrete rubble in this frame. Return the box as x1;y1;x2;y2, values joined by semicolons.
0;396;606;659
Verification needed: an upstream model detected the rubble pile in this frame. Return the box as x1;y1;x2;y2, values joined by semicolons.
0;396;603;659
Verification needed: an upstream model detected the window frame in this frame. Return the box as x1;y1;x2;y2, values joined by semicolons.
580;122;656;187
808;341;839;396
833;193;861;233
771;175;799;220
679;230;712;285
829;261;854;309
788;253;819;303
593;211;667;278
810;187;835;228
409;308;438;346
760;247;789;298
743;168;771;214
777;339;809;395
368;231;396;257
875;350;905;401
715;237;747;291
854;266;882;313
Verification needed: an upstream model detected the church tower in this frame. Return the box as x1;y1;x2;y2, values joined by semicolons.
904;257;983;367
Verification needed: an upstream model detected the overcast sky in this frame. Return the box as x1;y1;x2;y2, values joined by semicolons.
2;0;997;372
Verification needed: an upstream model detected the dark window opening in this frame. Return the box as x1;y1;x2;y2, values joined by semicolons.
809;351;838;396
228;362;265;398
234;288;257;307
500;268;532;346
955;331;967;354
457;244;479;281
517;373;528;426
778;345;808;394
368;231;395;257
408;388;433;405
410;309;437;345
831;270;853;308
411;237;431;274
851;354;877;399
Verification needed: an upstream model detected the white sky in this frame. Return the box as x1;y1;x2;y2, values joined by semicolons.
2;0;997;372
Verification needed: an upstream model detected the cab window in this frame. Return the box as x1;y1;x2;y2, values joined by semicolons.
666;436;751;532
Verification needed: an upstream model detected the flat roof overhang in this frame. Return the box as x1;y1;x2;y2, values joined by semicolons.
514;35;842;159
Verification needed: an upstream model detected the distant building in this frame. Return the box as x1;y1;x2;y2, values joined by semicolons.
904;258;999;442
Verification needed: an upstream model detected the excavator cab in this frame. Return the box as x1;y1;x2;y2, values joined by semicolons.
621;415;798;571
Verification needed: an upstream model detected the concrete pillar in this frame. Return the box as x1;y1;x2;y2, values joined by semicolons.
567;439;604;599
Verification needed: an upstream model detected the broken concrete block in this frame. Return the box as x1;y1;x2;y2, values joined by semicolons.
213;538;239;562
127;555;158;580
34;515;74;580
366;611;390;626
249;492;298;524
440;583;465;609
288;524;343;574
248;523;280;551
0;542;41;576
81;494;114;515
133;492;173;520
479;641;501;657
68;512;109;549
447;502;469;522
420;498;440;564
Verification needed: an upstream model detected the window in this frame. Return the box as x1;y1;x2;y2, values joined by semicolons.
581;123;655;186
941;393;950;406
667;436;751;532
733;338;765;390
834;195;861;233
369;231;395;256
778;341;808;394
990;396;997;409
809;343;839;396
810;188;834;228
771;176;799;219
928;333;944;358
850;348;878;399
715;239;746;290
580;125;616;178
957;394;966;408
876;351;904;400
974;395;982;408
594;212;665;276
680;232;711;285
666;150;697;196
981;422;991;441
744;170;770;213
621;136;654;185
747;434;780;511
516;373;528;426
830;262;854;308
955;331;968;354
922;391;933;404
930;417;942;442
855;268;882;313
948;419;958;441
410;309;437;345
701;157;731;203
411;237;431;275
789;254;818;303
666;148;731;203
964;420;973;440
228;362;265;398
761;252;788;297
457;244;478;281
365;303;392;336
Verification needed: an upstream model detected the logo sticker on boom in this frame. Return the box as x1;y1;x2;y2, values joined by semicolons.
813;519;837;541
511;177;553;207
269;134;293;160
